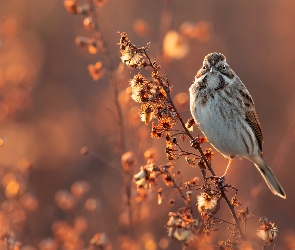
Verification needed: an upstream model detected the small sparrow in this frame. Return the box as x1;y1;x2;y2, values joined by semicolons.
189;52;286;199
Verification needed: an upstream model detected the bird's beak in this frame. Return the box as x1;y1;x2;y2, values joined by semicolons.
210;66;215;73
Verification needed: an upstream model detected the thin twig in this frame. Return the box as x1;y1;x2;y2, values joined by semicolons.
87;0;126;153
87;1;133;237
213;217;236;226
172;177;186;201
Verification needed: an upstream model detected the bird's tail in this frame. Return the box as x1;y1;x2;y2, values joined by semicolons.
247;155;286;199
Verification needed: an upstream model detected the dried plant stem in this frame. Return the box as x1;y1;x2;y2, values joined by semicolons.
123;173;133;236
143;51;246;240
87;0;126;153
87;0;133;236
171;176;186;201
221;190;245;239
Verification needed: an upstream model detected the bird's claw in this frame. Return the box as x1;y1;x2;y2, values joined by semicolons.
220;174;226;182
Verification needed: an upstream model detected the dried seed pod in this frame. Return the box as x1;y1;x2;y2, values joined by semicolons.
64;0;78;14
140;104;153;124
75;36;88;48
77;4;90;15
121;151;134;173
88;62;105;80
83;17;93;30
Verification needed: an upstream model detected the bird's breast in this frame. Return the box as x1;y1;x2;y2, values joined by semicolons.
191;87;256;158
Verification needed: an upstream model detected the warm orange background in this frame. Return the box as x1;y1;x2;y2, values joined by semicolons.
0;0;294;249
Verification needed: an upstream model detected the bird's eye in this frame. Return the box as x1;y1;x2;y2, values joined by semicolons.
222;65;226;70
203;66;206;70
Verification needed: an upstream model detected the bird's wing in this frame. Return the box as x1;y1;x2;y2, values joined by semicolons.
239;88;263;151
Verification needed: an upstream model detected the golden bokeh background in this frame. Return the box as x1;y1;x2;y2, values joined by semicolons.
0;0;295;249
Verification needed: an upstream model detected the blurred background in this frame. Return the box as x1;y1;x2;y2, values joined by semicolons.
0;0;295;249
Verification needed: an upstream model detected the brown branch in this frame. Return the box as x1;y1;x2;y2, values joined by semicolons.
172;176;187;202
221;189;245;239
159;167;195;217
142;50;246;240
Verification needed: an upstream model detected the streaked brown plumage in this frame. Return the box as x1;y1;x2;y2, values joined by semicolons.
189;52;286;199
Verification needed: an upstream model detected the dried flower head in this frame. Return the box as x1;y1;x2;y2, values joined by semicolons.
133;163;155;190
83;17;93;30
64;0;78;14
121;151;135;173
75;36;88;48
166;212;198;245
90;233;109;248
204;148;214;162
140;104;154;124
197;193;217;212
55;190;75;210
151;123;164;138
85;198;100;211
159;117;173;131
158;188;163;205
121;45;142;67
71;181;90;198
257;217;278;244
174;228;195;244
20;193;39;211
88;62;106;81
185;118;195;132
119;32;148;68
184;177;199;190
129;73;149;103
238;206;253;222
88;42;98;54
77;4;90;15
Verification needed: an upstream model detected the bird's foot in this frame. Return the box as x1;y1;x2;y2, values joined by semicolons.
220;174;226;183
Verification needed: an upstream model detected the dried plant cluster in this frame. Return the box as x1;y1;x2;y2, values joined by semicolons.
62;1;282;250
64;0;107;81
0;161;111;249
0;161;36;249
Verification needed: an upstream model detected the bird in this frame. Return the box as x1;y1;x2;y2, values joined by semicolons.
189;52;286;199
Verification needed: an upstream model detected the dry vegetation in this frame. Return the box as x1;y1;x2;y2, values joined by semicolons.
0;0;294;249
